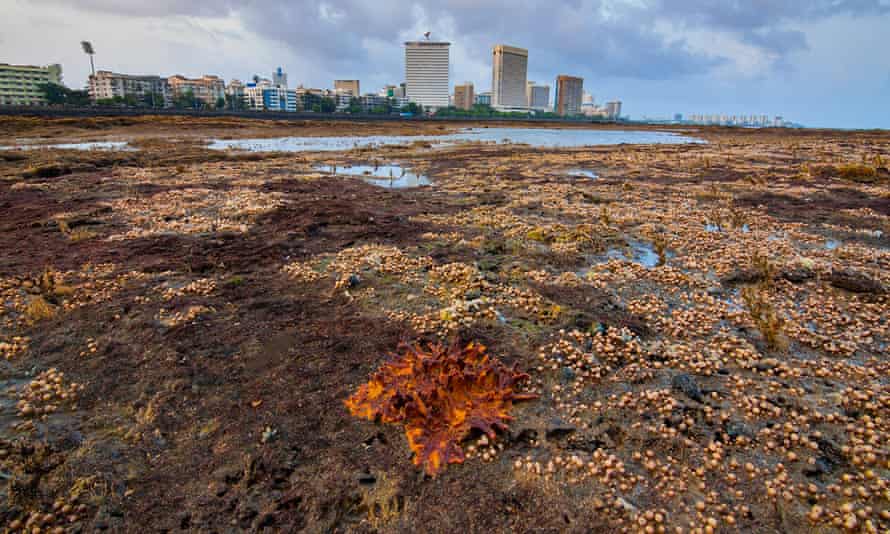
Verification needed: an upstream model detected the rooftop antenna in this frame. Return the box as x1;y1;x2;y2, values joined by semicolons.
424;31;431;40
81;41;95;76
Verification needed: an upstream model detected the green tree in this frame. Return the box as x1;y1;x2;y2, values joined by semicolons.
216;97;226;109
319;97;336;113
173;89;199;109
38;83;91;106
403;102;422;114
227;94;244;111
347;97;363;114
141;92;165;108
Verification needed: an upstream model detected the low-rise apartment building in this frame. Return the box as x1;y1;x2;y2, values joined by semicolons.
89;71;170;106
0;63;62;105
167;75;225;106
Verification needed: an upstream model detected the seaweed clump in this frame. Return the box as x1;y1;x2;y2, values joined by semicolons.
345;341;536;476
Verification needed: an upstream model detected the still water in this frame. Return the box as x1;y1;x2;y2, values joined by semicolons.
314;164;431;188
208;127;704;153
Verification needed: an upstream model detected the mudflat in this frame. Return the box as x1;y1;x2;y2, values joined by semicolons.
1;115;888;533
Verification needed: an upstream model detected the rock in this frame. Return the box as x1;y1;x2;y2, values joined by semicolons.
347;274;361;288
672;373;703;402
816;437;846;467
829;269;885;294
782;266;814;284
545;418;577;439
720;268;764;285
509;427;538;444
803;457;832;477
464;289;482;300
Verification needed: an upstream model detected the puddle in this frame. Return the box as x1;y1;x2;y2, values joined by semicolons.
825;239;841;250
315;164;431;188
605;240;662;268
705;223;750;234
565;169;598;179
209;128;705;153
0;141;132;151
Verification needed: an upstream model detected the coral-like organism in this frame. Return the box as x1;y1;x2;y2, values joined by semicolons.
345;341;535;476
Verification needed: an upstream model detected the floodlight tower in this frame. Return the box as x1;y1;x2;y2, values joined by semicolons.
81;41;96;76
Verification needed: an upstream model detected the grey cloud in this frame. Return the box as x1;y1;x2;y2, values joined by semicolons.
37;0;890;83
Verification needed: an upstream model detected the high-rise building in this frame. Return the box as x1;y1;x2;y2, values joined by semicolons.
89;71;170;106
404;40;450;110
491;45;528;109
167;75;226;106
606;101;622;120
334;80;360;96
526;81;550;110
272;67;287;88
453;82;474;110
554;75;583;116
0;63;62;106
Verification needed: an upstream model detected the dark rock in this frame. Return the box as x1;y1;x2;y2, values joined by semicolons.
672;373;703;402
829;269;886;294
816;437;846;467
545;418;577;439
803;457;832;477
347;274;361;288
720;268;764;285
782;266;814;284
509;427;538;444
464;289;482;300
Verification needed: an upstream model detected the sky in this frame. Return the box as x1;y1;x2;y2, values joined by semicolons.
2;0;889;129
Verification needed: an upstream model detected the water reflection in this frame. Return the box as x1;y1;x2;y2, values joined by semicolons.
315;164;431;189
209;127;705;153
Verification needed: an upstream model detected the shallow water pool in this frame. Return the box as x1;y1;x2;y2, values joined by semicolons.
315;164;431;188
209;127;704;153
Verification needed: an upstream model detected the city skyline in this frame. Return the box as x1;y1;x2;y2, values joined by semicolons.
2;1;889;128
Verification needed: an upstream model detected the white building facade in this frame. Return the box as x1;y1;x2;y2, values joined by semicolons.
404;41;450;110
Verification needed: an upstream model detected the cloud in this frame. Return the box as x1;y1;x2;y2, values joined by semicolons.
10;0;890;127
38;0;885;85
